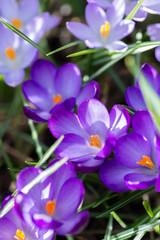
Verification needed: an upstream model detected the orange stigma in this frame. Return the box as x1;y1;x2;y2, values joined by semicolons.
46;200;56;216
5;47;15;60
136;156;155;170
90;135;101;148
11;18;22;30
53;94;62;104
14;229;25;240
100;21;110;38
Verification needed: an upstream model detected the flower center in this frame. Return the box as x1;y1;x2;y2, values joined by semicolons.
11;18;22;30
53;94;62;104
5;47;16;60
46;200;56;216
100;21;110;38
90;135;101;148
14;229;25;240
136;156;155;170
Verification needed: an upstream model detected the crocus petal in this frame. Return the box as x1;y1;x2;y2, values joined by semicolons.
48;111;84;138
66;22;93;41
106;41;128;52
0;218;16;239
23;106;50;122
125;86;146;110
85;3;106;34
55;133;97;162
106;0;125;27
125;1;147;22
155;174;160;191
54;63;82;98
143;0;160;14
109;105;130;139
0;0;18;21
115;132;152;168
155;134;160;169
18;0;39;25
4;69;25;87
47;161;77;199
56;211;89;235
111;19;135;41
22;81;53;110
86;0;112;9
124;173;156;190
74;158;104;173
50;97;76;113
30;59;57;94
53;178;84;220
99;159;135;192
132;110;155;146
147;24;160;41
33;213;61;229
78;98;110;134
155;46;160;62
76;81;100;106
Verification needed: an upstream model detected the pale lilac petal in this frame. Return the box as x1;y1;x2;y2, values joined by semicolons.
106;0;125;27
0;0;18;21
112;19;135;41
85;3;106;34
99;159;135;192
143;0;160;14
125;1;147;22
155;46;160;62
0;218;16;239
4;69;25;87
125;86;146;110
85;39;103;48
78;98;110;132
54;63;81;98
115;132;152;168
53;178;84;220
18;0;39;25
23;106;50;122
86;0;112;8
66;22;93;41
76;81;100;106
55;133;97;162
22;81;53;110
56;211;89;235
106;41;128;52
109;105;130;139
48;111;84;138
147;24;160;41
124;173;156;190
30;59;57;94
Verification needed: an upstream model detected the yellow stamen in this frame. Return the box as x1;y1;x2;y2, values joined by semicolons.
5;47;16;60
53;94;62;104
14;229;25;240
11;18;22;30
90;135;101;148
136;156;155;170
46;200;56;216
100;21;110;38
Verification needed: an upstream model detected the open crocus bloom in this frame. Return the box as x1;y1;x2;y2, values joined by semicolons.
14;162;89;235
125;63;160;110
22;59;100;122
49;98;130;173
99;110;160;192
0;203;54;240
67;0;135;51
0;22;39;86
87;0;160;22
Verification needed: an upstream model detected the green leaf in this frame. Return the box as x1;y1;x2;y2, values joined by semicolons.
132;41;160;54
103;214;113;240
142;200;153;218
0;157;68;218
46;40;82;56
97;187;154;218
125;0;144;20
67;49;100;58
0;18;46;54
35;135;64;168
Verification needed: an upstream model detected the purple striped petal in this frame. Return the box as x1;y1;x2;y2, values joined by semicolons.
23;106;49;122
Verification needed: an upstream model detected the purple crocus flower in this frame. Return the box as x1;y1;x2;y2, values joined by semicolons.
0;200;54;240
87;0;160;21
22;59;100;122
147;24;160;62
99;110;160;192
67;1;135;51
125;63;160;110
14;162;89;236
48;98;130;173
